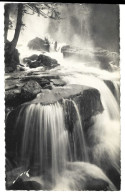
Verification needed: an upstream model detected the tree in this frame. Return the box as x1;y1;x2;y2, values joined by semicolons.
5;3;61;54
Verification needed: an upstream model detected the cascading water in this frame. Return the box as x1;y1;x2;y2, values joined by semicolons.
10;44;120;189
17;102;68;185
6;3;120;190
63;99;89;162
9;99;117;190
13;101;89;187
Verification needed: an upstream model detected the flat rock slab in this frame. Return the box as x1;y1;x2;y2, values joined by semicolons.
50;79;66;86
29;85;94;105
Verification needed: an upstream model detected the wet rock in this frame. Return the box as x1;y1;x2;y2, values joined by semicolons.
21;80;42;101
30;85;103;118
21;80;41;95
7;178;42;190
17;65;26;71
23;54;38;63
5;89;21;107
28;37;50;52
37;54;59;68
5;84;18;91
36;78;50;87
43;84;52;90
24;54;59;69
85;178;110;191
61;45;70;53
74;88;103;120
20;77;50;88
97;55;112;71
50;79;66;86
5;81;42;107
29;61;44;69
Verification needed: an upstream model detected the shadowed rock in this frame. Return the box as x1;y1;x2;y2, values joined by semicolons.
23;54;59;69
27;37;50;52
5;80;42;107
7;178;42;190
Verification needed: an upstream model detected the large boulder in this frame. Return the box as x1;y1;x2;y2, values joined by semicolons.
21;80;42;100
5;80;42;107
23;54;59;69
27;37;50;52
5;89;21;107
30;85;103;118
61;45;70;53
36;54;59;68
23;54;38;64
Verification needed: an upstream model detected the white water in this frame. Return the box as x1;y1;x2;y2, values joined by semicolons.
14;101;117;190
20;102;68;184
12;44;120;190
49;50;120;175
63;99;89;162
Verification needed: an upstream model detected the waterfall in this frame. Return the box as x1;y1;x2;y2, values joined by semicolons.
10;100;117;190
11;100;88;186
63;99;89;162
19;102;68;184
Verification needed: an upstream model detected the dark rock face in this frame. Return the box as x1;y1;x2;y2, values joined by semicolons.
27;37;50;52
29;61;44;69
5;90;21;107
7;178;42;190
85;178;110;191
64;87;103;135
23;54;59;69
37;54;59;68
21;80;41;96
23;54;38;63
5;41;20;72
61;45;70;53
21;81;42;102
74;88;103;120
5;80;42;107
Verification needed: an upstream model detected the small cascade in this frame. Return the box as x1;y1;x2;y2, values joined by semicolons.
20;102;68;184
112;80;120;103
10;99;92;187
63;99;89;162
12;100;88;185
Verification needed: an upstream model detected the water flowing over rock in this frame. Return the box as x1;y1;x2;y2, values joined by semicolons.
6;101;117;191
6;86;103;163
5;3;120;191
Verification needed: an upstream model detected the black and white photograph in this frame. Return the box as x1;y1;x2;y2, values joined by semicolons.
3;2;122;191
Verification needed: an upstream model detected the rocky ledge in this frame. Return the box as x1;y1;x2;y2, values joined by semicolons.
23;54;59;69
